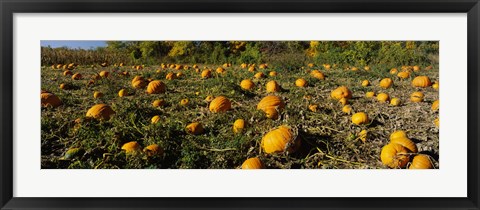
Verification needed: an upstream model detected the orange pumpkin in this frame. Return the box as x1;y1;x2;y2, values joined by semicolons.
118;89;128;97
432;100;439;111
351;112;369;125
152;99;165;107
266;80;280;93
376;93;389;103
390;98;401;106
151;115;161;124
143;144;164;157
233;119;245;133
410;91;424;102
241;157;264;169
85;104;115;120
146;80;166;94
412;76;432;88
186;122;204;135
380;143;410;168
209;96;232;113
397;71;410;79
254;72;265;79
261;125;300;154
390;130;408;141
295;78;308;87
71;73;82;80
240;79;255;90
121;141;141;154
257;95;285;111
41;92;62;108
361;80;370;87
264;107;279;119
379;78;393;89
93;91;103;99
390;137;418;153
409;154;433;169
331;86;352;100
131;76;147;89
201;70;212;78
99;71;109;78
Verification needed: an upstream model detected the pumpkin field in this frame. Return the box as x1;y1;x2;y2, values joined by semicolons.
41;41;439;169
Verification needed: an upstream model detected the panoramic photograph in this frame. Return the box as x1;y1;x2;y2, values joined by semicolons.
40;41;439;169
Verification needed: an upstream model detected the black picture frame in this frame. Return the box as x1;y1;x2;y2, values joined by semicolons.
1;0;479;209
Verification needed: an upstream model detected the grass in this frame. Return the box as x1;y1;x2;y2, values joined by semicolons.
41;64;439;169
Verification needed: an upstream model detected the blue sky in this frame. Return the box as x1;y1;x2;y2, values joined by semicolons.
41;41;107;49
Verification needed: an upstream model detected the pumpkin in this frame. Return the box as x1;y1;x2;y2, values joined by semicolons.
201;70;212;78
380;143;410;168
216;67;226;74
390;130;408;141
412;76;432;88
376;93;389;103
266;80;280;93
254;72;265;79
180;99;189;106
131;76;147;88
121;141;141;154
205;95;214;102
390;98;401;106
432;82;439;90
264;107;279;119
233;119;245;133
175;64;183;70
269;71;277;77
248;66;256;72
409;154;433;169
413;65;421;72
431;100;439;111
240;79;255;90
359;130;368;143
186;122;204;135
342;105;352;114
351;67;359;71
364;66;370;71
209;96;231;113
118;89;128;97
307;63;314;68
352;112;369;125
410;91;424;102
193;64;199;69
390;68;398;74
121;71;129;76
99;71;109;78
93;91;103;99
331;86;352;100
257;95;285;111
151;115;161;124
71;73;82;80
390;137;418;153
339;98;348;105
241;157;264;169
361;80;370;87
308;104;318;112
261;125;300;154
240;63;247;69
379;78;393;89
143;144;164;157
59;83;70;90
41;92;62;108
152;99;165;107
295;78;308;87
166;72;176;80
397;71;410;79
434;117;439;127
147;80;166;94
64;148;84;160
63;70;73;76
324;64;331;70
85;104;115;120
311;71;325;80
365;92;375;98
